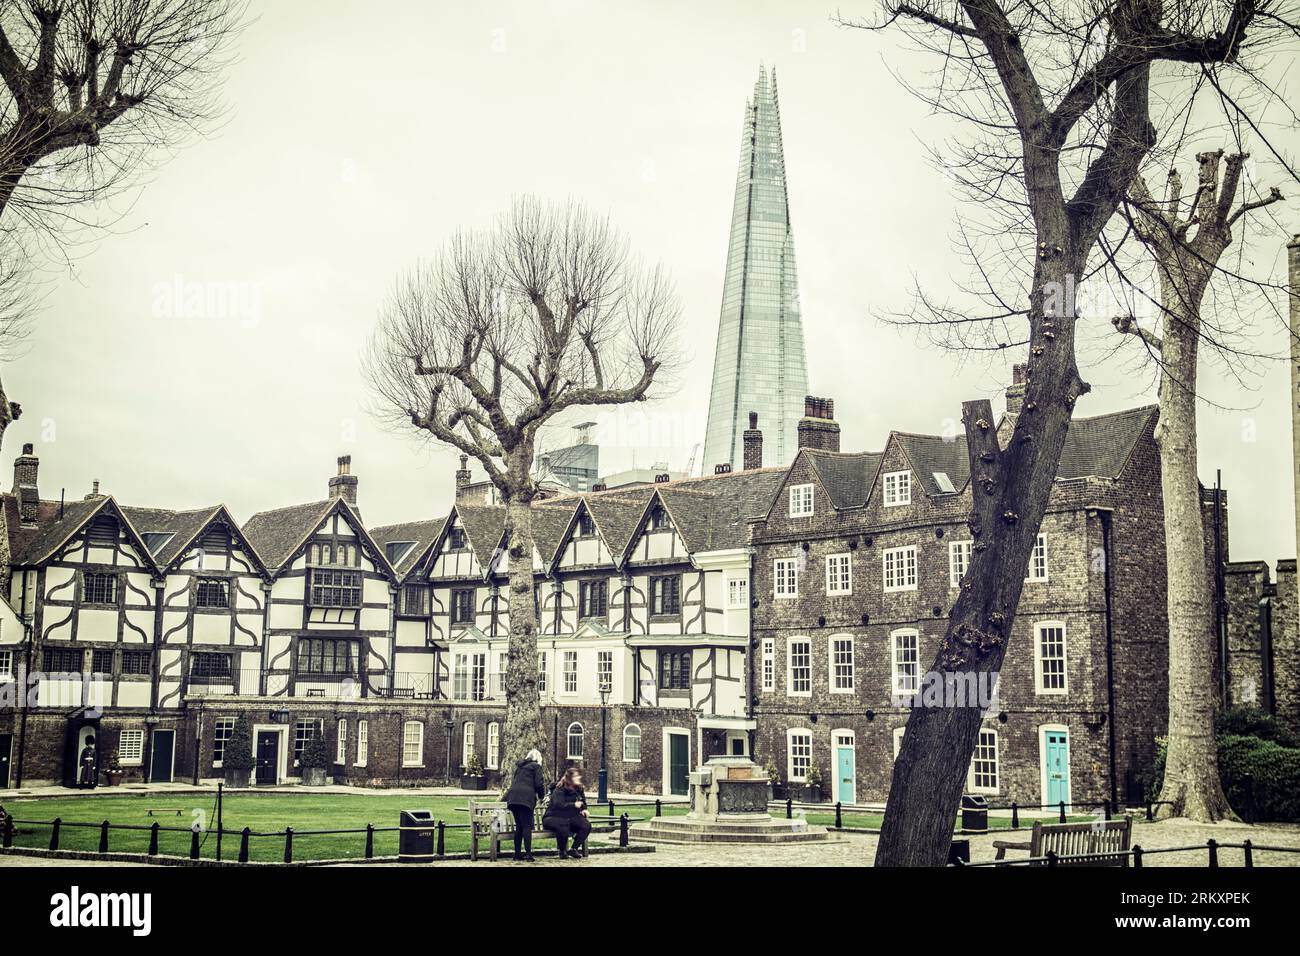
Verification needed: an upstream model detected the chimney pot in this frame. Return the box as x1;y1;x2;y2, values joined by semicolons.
1005;364;1029;416
328;454;359;506
798;395;841;453
742;412;764;469
13;443;40;522
21;443;32;455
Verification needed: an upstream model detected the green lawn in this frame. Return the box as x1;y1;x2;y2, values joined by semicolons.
1;792;685;863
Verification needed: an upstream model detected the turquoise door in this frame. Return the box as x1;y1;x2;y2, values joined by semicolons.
835;738;855;804
1045;731;1069;808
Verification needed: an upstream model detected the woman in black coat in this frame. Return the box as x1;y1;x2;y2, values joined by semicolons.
542;767;591;859
503;748;546;861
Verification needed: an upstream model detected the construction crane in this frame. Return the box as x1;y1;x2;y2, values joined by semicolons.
686;442;701;478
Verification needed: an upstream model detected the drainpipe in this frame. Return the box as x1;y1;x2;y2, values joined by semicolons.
15;623;32;786
1259;596;1276;714
1099;511;1119;809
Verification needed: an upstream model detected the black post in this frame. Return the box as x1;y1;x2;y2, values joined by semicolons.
49;818;60;851
835;802;843;829
436;820;445;857
216;782;224;861
1243;839;1253;868
597;691;608;804
1103;798;1112;821
1058;801;1066;823
2;814;12;848
98;820;109;854
655;799;662;818
607;799;614;819
785;798;792;819
239;828;250;863
619;813;629;848
1010;802;1019;829
1146;801;1153;822
365;824;374;859
283;827;293;864
1207;839;1218;868
148;822;159;856
1133;845;1143;868
189;827;201;860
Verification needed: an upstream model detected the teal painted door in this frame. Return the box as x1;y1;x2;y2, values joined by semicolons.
835;745;855;804
668;734;689;796
1045;731;1069;807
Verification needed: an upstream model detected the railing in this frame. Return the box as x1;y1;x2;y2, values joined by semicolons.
957;839;1300;868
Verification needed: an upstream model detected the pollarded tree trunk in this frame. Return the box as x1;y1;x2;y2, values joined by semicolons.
500;452;545;779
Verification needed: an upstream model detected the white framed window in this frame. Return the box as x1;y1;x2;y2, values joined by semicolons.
119;729;144;766
567;722;584;760
969;728;999;793
949;540;972;588
0;648;13;680
538;651;549;695
462;722;476;767
787;729;812;782
486;721;500;769
892;725;906;760
761;638;775;692
623;723;642;762
597;650;613;694
774;557;799;598
1027;533;1049;582
825;553;852;596
788;483;815;517
402;720;424;767
829;635;855;693
212;717;235;768
891;628;920;697
787;637;811;697
882;470;911;506
727;576;749;608
562;650;578;694
355;720;368;767
883;545;918;592
1035;621;1068;694
336;719;347;764
293;719;315;767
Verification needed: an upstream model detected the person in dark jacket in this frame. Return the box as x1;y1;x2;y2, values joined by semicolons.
503;749;546;861
542;767;591;859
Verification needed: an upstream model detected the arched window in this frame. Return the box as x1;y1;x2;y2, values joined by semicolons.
567;722;584;761
622;723;642;763
486;722;500;770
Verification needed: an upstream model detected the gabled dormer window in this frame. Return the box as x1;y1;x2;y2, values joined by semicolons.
309;542;357;566
649;505;671;530
883;471;911;507
788;484;814;517
577;513;596;537
447;527;468;550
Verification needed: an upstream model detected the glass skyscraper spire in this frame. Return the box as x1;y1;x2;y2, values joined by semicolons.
702;65;809;470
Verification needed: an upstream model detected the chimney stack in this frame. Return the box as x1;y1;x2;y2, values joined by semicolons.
797;395;840;453
13;442;39;523
1006;363;1028;416
83;479;104;501
329;455;359;506
455;454;473;500
1288;236;1300;630
742;412;763;470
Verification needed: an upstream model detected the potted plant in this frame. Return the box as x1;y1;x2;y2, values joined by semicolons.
803;765;824;803
765;763;785;801
103;748;125;787
300;733;330;787
223;714;253;787
460;751;487;790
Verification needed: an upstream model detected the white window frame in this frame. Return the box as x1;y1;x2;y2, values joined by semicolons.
829;635;855;693
118;729;144;766
0;648;13;680
891;628;920;697
462;722;476;767
402;720;424;767
538;651;549;695
567;721;584;761
355;719;368;767
486;721;500;769
882;545;918;592
968;727;1000;794
212;716;235;768
774;557;799;599
622;723;642;763
597;650;613;694
786;637;811;698
788;483;815;517
786;728;812;783
949;539;972;589
760;638;775;692
727;576;749;609
1026;533;1049;582
1034;620;1069;695
562;650;578;695
882;470;911;506
825;553;852;596
336;718;347;764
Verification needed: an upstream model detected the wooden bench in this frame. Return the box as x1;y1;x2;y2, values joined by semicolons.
468;800;593;861
992;816;1133;866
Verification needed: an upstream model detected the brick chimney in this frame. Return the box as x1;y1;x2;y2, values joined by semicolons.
83;479;104;501
1006;363;1029;416
455;454;472;494
742;412;763;470
329;455;358;506
797;395;840;453
13;442;39;523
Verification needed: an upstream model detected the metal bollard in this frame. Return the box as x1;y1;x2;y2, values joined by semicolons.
786;798;792;819
619;813;629;848
98;820;110;854
608;800;614;819
1243;839;1253;868
1207;839;1218;868
1010;802;1019;829
148;822;159;856
365;824;374;860
835;802;843;829
436;820;445;857
1058;801;1066;823
283;827;294;864
49;818;61;851
1103;798;1112;821
190;827;201;860
239;828;250;864
655;799;662;817
1133;844;1143;868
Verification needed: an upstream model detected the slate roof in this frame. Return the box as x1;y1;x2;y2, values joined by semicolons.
369;518;446;578
120;504;224;568
1055;405;1157;481
241;499;335;571
455;504;508;570
894;432;972;497
531;504;577;569
7;495;111;566
584;493;653;557
804;451;885;510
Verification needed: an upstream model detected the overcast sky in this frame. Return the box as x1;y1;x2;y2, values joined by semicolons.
7;1;1299;564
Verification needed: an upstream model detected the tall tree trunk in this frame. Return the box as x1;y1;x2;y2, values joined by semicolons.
500;460;545;779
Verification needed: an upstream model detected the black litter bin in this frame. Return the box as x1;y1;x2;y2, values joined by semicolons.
399;810;435;863
960;794;988;833
948;839;971;865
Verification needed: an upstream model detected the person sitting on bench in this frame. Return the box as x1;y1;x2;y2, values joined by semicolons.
503;748;546;862
543;767;591;860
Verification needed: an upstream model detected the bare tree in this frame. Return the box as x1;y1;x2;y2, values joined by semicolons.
842;1;1297;866
366;196;681;771
1113;149;1284;822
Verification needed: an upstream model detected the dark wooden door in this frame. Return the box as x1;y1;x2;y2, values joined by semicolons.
149;730;174;783
0;732;11;788
668;733;689;796
255;731;278;785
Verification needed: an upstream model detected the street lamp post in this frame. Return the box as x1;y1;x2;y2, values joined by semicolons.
598;684;609;803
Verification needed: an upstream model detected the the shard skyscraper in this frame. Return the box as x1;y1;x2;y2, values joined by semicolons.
702;66;809;470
